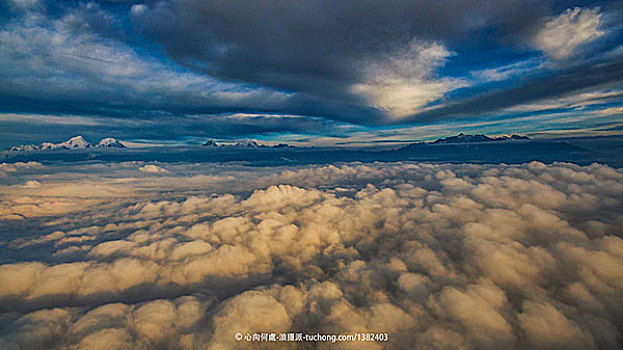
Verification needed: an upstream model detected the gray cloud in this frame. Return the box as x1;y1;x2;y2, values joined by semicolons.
0;1;379;125
130;0;622;122
2;0;621;130
132;0;550;94
0;161;622;349
402;56;623;123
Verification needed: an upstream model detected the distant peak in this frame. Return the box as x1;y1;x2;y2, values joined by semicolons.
202;140;219;147
96;138;126;148
236;140;261;147
7;136;125;151
57;135;90;149
432;133;530;144
200;139;294;149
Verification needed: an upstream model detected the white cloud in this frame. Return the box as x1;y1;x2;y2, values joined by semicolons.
518;301;595;350
130;4;147;16
21;180;41;188
0;161;622;349
139;164;169;173
597;107;623;116
0;161;41;177
0;4;292;115
533;7;604;59
351;40;467;119
470;58;544;82
434;281;515;348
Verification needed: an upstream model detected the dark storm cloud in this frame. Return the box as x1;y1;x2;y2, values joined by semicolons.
0;0;380;125
132;0;556;102
0;87;379;125
0;0;621;139
131;1;622;114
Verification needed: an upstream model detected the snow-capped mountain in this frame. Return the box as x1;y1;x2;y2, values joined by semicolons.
8;144;39;152
96;138;126;148
432;133;530;144
7;136;126;151
202;140;218;147
234;140;261;148
493;134;531;141
38;142;60;150
202;139;294;148
57;136;90;149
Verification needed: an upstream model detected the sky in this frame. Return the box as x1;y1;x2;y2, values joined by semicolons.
1;0;622;147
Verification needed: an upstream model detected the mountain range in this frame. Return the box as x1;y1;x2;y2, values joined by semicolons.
2;134;619;167
202;140;294;148
5;133;529;153
431;133;530;144
7;136;125;151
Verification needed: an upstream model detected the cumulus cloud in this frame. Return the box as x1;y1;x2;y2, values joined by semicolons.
139;164;169;174
0;161;41;177
533;7;604;59
0;161;622;349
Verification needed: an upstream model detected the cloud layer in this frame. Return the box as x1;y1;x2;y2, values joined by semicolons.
1;1;622;146
532;7;605;59
0;161;622;349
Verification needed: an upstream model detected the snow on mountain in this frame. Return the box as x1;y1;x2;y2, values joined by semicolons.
201;139;296;149
6;136;126;151
202;139;294;148
432;133;530;144
202;140;219;147
96;138;126;148
272;143;294;148
57;136;90;149
39;142;59;150
8;144;39;152
432;133;494;144
235;140;261;148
